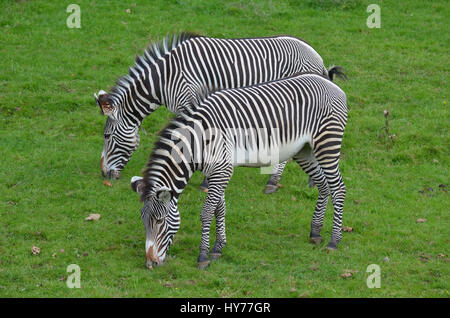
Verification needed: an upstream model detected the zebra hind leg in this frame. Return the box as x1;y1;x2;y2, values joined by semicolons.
294;150;330;246
264;161;287;194
322;167;346;250
312;133;346;250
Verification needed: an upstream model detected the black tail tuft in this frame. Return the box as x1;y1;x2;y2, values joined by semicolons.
327;65;348;82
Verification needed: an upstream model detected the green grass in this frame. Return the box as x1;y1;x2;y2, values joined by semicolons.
0;0;449;297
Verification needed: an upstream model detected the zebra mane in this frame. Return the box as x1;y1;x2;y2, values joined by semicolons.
142;32;202;62
139;111;194;202
109;32;202;101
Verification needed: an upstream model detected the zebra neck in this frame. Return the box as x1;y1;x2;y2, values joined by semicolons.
146;129;200;199
111;54;193;127
146;157;195;200
109;58;167;126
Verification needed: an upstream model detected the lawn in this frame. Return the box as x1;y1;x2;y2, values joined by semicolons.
0;0;448;298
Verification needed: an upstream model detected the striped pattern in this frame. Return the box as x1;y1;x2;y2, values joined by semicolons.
135;73;348;267
98;33;333;183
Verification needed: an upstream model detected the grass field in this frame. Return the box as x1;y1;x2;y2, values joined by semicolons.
0;0;448;298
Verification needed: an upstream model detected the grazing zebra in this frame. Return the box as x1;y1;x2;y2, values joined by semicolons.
95;32;346;193
130;73;348;269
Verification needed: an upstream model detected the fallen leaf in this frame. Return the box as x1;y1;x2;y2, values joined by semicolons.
310;265;319;271
416;218;426;223
31;246;40;255
289;288;297;293
419;253;432;262
343;226;354;232
340;269;356;278
85;214;101;221
103;180;112;187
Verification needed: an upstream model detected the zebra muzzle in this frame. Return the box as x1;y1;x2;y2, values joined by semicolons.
145;245;161;269
108;169;121;179
101;157;106;177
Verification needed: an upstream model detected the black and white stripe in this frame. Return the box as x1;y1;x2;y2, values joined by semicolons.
96;33;344;193
131;73;348;268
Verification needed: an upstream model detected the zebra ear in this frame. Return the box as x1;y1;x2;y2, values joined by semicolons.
156;187;173;204
131;176;145;195
95;90;115;116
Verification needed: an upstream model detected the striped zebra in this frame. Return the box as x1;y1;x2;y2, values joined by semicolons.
96;33;346;193
131;73;348;269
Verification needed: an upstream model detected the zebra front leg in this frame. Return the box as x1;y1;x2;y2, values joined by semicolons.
210;197;226;260
264;161;287;194
198;169;232;269
198;199;215;269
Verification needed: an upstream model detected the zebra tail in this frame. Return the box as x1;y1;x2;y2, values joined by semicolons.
327;65;348;82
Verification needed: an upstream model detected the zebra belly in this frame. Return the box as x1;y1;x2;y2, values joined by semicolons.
231;135;311;167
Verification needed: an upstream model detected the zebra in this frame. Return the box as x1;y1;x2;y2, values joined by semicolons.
95;32;346;193
130;72;348;269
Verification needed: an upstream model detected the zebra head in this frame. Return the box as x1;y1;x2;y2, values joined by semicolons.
95;90;140;179
131;176;180;269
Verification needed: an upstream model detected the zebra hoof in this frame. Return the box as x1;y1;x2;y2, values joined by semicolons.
309;236;322;245
210;252;222;261
199;178;209;193
210;246;222;260
199;186;208;193
264;184;279;194
197;253;210;269
198;260;210;270
326;241;338;251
